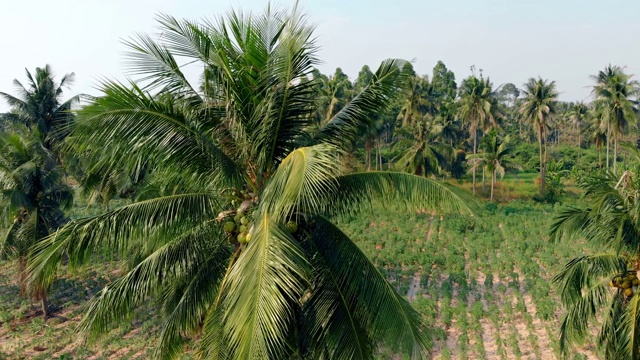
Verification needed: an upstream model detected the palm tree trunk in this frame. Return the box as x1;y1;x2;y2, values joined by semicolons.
606;121;610;169
598;144;603;170
325;98;337;124
375;141;380;171
472;130;477;195
18;257;27;296
365;138;372;172
482;167;486;192
40;291;49;318
538;126;545;193
577;132;581;168
519;121;522;141
402;109;411;127
490;170;495;201
614;135;618;175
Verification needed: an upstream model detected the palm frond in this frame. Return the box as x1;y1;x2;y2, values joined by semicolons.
553;254;625;354
553;254;626;306
260;144;340;222
78;223;225;338
73;81;243;188
550;206;592;243
27;193;219;292
313;59;406;150
306;216;429;359
216;213;310;359
620;293;640;360
155;247;230;360
325;171;477;217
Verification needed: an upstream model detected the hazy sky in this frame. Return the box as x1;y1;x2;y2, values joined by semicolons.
1;0;638;111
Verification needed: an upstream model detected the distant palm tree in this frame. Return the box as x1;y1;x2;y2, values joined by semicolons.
318;68;353;124
565;102;590;167
457;75;502;194
27;7;474;359
518;78;558;193
591;65;639;174
433;101;462;148
394;116;452;177
588;112;607;171
0;132;72;317
467;130;519;201
0;65;80;153
398;75;438;127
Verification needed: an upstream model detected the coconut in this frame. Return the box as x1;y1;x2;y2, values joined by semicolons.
241;216;250;225
224;221;236;233
625;288;634;297
246;232;252;242
286;221;298;233
239;225;248;233
237;233;247;243
622;280;633;289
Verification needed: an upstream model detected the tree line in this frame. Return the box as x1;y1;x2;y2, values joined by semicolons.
313;61;638;199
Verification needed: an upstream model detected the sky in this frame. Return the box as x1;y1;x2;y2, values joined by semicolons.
1;0;638;111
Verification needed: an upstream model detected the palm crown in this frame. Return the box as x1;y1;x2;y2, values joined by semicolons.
27;6;474;360
591;65;639;174
0;65;80;150
518;77;559;193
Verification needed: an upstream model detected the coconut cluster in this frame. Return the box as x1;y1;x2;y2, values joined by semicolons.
224;210;255;245
610;271;640;297
219;188;300;247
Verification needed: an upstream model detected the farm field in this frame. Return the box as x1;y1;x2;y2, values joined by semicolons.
0;197;601;359
338;200;600;360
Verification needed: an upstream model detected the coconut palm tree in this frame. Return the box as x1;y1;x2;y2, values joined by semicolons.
551;164;640;359
591;65;639;174
318;68;353;124
0;132;73;317
565;102;590;167
394;116;452;177
518;78;558;194
27;7;474;360
0;65;80;153
466;130;519;201
398;75;438;128
457;75;502;194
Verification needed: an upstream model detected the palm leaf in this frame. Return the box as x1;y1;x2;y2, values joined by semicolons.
314;59;407;151
27;193;219;292
260;144;340;222
553;254;626;353
73;81;243;188
325;171;477;217
78;223;226;338
216;213;310;359
620;293;640;360
306;216;429;359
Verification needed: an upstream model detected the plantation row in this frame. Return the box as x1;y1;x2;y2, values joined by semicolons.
336;200;601;359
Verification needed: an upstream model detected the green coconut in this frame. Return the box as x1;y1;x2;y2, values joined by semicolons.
224;221;236;233
286;221;298;233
